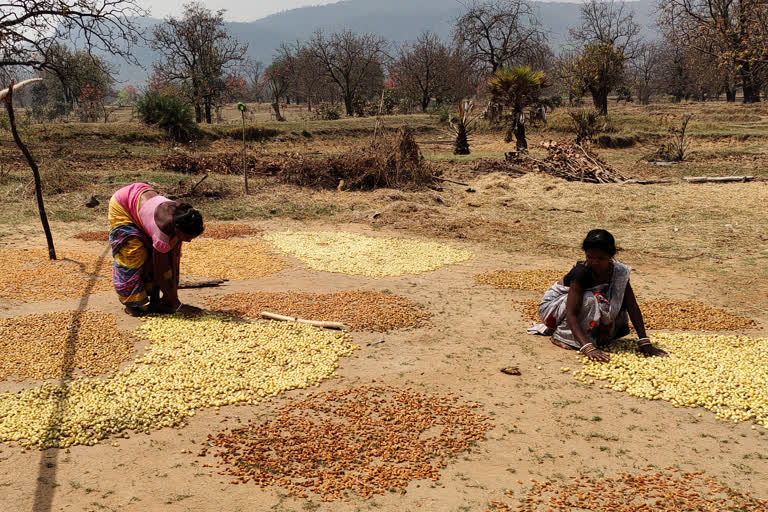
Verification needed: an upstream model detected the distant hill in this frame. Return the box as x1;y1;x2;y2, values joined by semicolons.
109;0;658;85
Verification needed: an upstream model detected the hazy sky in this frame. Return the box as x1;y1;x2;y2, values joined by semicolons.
138;0;343;21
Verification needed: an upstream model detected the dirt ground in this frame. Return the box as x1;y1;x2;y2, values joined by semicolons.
0;102;767;511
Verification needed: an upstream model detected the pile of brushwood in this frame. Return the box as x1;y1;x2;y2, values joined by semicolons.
505;140;627;183
159;151;281;175
279;125;439;190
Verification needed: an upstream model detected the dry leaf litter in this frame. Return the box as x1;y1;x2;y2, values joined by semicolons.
576;333;768;426
488;468;768;511
207;386;493;501
183;239;286;279
205;291;430;331
0;314;357;448
0;248;112;302
0;312;133;381
475;270;565;291
264;231;472;277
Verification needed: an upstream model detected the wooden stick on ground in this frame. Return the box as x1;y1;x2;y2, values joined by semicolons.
178;277;227;289
683;176;755;183
260;311;346;330
433;176;470;186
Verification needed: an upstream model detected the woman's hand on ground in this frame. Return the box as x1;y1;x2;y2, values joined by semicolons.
581;343;611;362
639;344;668;358
585;347;611;362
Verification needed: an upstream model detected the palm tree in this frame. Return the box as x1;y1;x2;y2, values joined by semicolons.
488;66;551;152
448;99;482;155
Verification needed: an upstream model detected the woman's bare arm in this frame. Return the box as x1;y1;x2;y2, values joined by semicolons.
152;249;180;308
565;282;610;362
624;282;668;357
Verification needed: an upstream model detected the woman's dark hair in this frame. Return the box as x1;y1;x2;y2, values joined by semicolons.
173;203;204;237
582;229;616;257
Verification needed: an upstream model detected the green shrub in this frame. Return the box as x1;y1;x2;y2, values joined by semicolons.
426;103;451;123
568;109;606;144
313;103;341;120
135;91;197;142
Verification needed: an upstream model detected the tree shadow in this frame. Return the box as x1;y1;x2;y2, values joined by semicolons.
31;246;109;512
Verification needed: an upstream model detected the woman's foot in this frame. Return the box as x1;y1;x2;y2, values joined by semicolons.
124;305;149;317
149;302;177;315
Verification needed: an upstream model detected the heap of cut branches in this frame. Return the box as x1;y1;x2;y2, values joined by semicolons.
159;151;281;175
505;140;627;183
279;125;438;190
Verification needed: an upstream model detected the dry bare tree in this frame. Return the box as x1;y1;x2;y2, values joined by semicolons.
453;0;549;73
0;0;145;72
263;58;290;121
658;0;768;102
569;0;641;57
278;42;328;111
1;0;146;260
308;29;388;116
151;2;248;123
391;32;450;112
629;41;662;104
566;0;639;115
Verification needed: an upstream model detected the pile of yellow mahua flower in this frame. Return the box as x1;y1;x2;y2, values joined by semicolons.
0;314;357;448
264;231;472;277
577;333;768;427
182;239;286;279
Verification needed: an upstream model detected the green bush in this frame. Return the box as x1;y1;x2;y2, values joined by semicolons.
426;103;451;123
313;103;341;120
135;91;197;142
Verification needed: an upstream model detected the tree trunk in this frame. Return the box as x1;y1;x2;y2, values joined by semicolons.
271;101;284;121
343;94;353;116
743;83;761;103
514;118;527;152
725;87;736;102
421;93;430;112
591;90;608;115
194;104;202;123
454;124;470;155
204;99;212;124
3;83;56;260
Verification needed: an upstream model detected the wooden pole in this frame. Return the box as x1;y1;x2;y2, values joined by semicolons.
683;176;754;183
241;110;249;194
3;80;56;260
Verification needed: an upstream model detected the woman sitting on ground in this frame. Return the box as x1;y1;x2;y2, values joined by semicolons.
108;182;204;316
536;229;668;362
